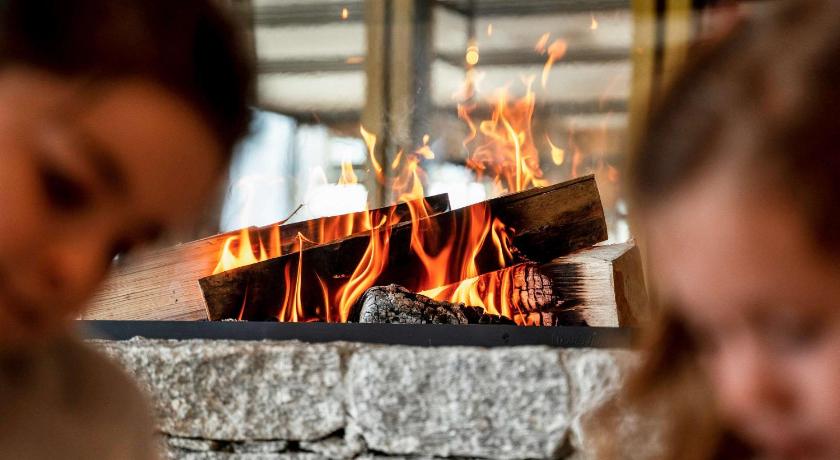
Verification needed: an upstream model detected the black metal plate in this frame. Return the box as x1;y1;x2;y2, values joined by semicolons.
79;321;634;348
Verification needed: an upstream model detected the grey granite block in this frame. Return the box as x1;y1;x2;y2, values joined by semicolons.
345;346;572;459
561;349;662;460
99;339;346;441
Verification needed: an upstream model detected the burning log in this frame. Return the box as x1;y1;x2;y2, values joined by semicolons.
83;194;450;320
200;175;607;322
350;285;515;325
420;241;648;327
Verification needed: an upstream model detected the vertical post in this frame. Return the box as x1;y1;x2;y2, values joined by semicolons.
628;0;695;151
662;0;694;88
362;0;390;207
627;0;697;299
627;0;658;154
362;0;432;206
388;0;432;152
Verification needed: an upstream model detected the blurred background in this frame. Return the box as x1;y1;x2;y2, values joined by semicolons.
188;0;770;244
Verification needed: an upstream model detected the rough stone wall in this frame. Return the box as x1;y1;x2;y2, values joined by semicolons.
95;339;641;460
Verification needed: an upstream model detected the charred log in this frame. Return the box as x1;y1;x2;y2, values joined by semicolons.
350;285;514;325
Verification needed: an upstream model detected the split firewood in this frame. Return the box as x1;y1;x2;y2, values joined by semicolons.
200;175;607;322
82;194;450;320
546;241;650;326
349;284;514;325
419;241;649;327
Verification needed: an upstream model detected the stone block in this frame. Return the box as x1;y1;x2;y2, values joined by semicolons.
99;339;346;441
346;346;571;459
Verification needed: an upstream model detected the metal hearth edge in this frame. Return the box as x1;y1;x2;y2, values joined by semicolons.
79;321;634;348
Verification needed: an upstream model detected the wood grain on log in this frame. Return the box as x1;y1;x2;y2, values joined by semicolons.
545;241;650;326
83;195;450;320
200;176;607;322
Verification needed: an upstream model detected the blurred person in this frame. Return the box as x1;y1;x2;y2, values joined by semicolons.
611;1;840;459
0;0;253;458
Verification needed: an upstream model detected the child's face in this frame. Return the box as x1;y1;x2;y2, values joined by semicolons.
0;68;222;345
647;164;840;460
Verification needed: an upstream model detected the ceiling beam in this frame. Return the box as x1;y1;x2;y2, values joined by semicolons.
257;47;629;74
435;0;630;17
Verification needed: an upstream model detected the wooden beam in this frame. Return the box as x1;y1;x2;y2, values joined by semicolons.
200;175;607;321
83;194;450;320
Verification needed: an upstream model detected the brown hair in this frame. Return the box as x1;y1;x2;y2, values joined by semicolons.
0;0;255;157
618;1;840;458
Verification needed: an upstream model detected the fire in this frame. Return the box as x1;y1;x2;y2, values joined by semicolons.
535;33;550;53
360;125;383;183
213;228;260;274
211;157;376;276
420;262;554;326
337;153;359;185
421;266;519;321
547;135;565;166
541;39;568;88
276;233;307;322
460;78;549;194
335;215;392;321
590;13;599;30
212;26;618;326
465;41;480;66
340;7;348;20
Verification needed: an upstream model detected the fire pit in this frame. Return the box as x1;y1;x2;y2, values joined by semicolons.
81;166;648;459
80;178;647;459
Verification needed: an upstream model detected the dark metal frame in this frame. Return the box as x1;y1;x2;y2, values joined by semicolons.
80;321;634;349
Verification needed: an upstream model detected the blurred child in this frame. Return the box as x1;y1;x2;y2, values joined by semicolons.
0;0;253;458
620;1;840;459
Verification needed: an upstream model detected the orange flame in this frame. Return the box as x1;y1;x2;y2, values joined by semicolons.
421;266;518;320
535;33;551;53
546;135;565;166
212;156;375;276
541;39;568;88
338;155;359;185
360;125;383;183
465;42;480;66
460;79;548;194
335;216;392;321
